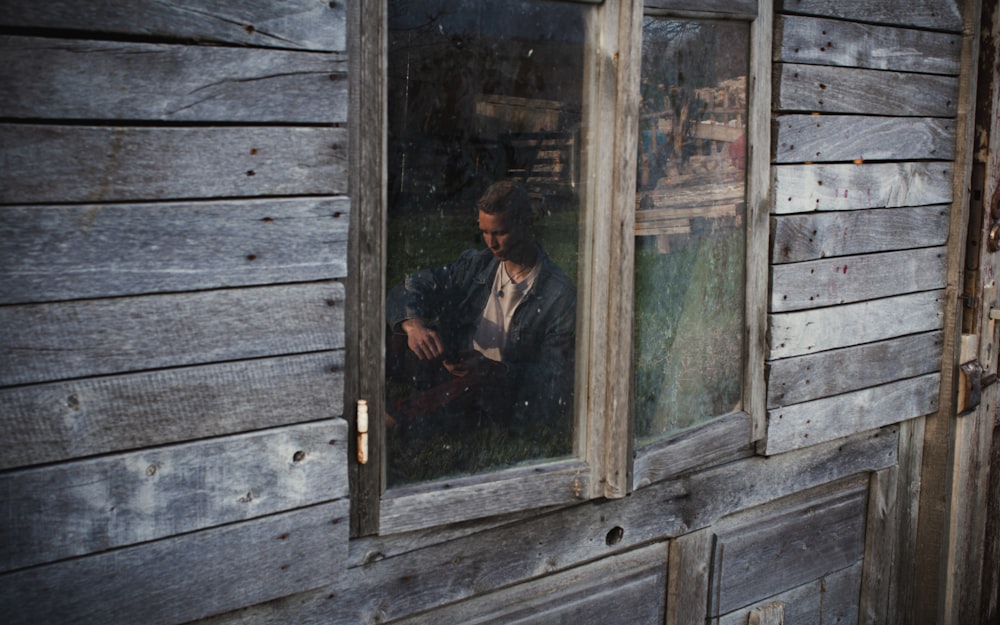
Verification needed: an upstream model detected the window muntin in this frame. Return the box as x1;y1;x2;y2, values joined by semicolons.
632;17;749;447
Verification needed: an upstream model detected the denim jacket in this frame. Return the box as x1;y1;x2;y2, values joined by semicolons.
386;246;576;429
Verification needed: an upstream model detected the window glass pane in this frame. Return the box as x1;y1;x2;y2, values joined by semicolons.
633;17;748;447
385;0;586;487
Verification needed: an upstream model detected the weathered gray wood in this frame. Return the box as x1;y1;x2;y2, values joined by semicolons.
391;542;667;625
771;246;947;311
717;562;863;625
767;331;943;409
747;603;785;625
0;198;349;304
775;15;962;75
644;0;757;17
0;36;346;123
1;420;347;573
0;282;344;386
772;205;949;263
710;481;867;615
0;125;347;204
380;461;590;534
772;162;953;214
765;373;940;454
0;500;349;625
633;411;753;489
0;0;345;51
335;428;896;623
776;63;959;116
768;290;945;360
859;468;899;625
774;115;956;163
0;352;344;471
665;528;713;625
776;0;963;32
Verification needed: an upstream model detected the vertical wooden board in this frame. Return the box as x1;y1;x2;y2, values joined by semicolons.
709;482;868;615
0;198;350;304
0;0;346;51
0;501;349;625
776;63;959;116
776;0;964;32
0;353;344;471
765;373;940;455
0;125;347;204
0;37;347;123
0;282;345;386
775;15;962;74
717;562;863;625
666;529;712;625
859;468;899;625
768;290;946;359
774;115;957;163
1;420;347;572
767;331;943;409
772;162;953;214
771;205;950;263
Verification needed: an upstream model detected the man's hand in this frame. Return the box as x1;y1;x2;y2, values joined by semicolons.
401;318;445;360
442;351;505;378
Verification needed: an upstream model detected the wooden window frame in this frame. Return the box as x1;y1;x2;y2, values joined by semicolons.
347;0;770;536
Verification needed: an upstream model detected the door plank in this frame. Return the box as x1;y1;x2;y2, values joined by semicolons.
774;115;956;163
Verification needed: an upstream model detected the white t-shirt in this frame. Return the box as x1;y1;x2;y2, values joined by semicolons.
472;261;541;361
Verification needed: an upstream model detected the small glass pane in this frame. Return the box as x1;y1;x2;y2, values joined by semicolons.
385;0;587;486
632;17;748;447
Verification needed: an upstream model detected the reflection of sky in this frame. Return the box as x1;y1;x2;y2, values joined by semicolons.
390;0;586;43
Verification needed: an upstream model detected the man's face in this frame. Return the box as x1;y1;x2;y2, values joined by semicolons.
479;210;529;261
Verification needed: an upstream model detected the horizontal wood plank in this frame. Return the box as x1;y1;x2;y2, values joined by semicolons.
768;290;945;359
771;246;947;311
643;0;757;17
774;115;956;163
775;15;961;74
767;331;943;409
0;197;349;304
0;125;347;204
776;0;963;32
0;282;344;386
0;0;345;51
0;501;349;625
717;562;863;625
776;63;958;116
1;420;347;573
711;481;867;614
0;352;344;470
772;205;949;263
765;373;940;454
333;428;896;624
772;162;953;214
0;36;346;123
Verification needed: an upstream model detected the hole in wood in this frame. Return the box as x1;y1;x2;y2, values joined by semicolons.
606;526;624;546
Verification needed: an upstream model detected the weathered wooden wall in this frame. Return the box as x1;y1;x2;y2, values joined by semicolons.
0;0;973;624
0;2;351;624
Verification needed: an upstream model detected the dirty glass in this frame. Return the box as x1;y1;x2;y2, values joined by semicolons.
384;0;587;487
632;17;748;447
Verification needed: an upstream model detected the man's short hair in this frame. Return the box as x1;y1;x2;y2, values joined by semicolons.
477;180;532;226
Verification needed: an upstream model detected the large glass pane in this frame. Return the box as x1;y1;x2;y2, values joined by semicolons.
633;17;748;447
385;0;587;486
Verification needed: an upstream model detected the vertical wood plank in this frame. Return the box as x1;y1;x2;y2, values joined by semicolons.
665;529;713;625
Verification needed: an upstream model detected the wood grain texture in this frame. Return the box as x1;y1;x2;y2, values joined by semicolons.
775;15;962;74
0;501;349;625
772;205;949;263
768;290;945;360
0;125;347;204
771;246;947;311
0;198;349;304
776;0;964;32
643;0;757;17
772;162;953;214
1;420;347;573
665;528;713;625
0;36;346;123
717;562;862;625
774;115;956;163
776;62;959;116
0;0;346;51
0;282;344;386
765;372;940;454
710;479;868;615
0;352;344;470
859;468;899;625
767;331;943;409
